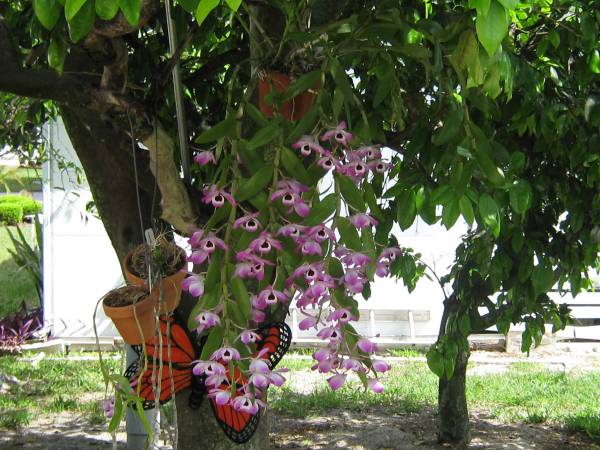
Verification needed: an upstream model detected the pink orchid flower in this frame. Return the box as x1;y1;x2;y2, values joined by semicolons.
194;311;220;334
371;359;391;373
349;213;378;228
211;346;241;362
321;121;353;146
292;135;325;156
208;388;231;405
307;224;336;243
194;150;216;166
181;274;204;297
277;224;306;240
257;286;288;305
357;338;378;353
233;212;262;232
202;185;236;208
367;378;385;393
239;330;262;345
316;153;339;171
248;232;282;254
327;373;347;391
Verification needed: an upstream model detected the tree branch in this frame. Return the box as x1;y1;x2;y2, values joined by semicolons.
143;126;196;234
185;47;250;89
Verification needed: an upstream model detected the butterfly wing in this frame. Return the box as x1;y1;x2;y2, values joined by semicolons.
125;314;195;410
258;321;292;370
209;322;292;443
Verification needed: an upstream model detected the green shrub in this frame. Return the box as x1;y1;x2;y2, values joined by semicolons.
0;195;42;216
0;203;23;224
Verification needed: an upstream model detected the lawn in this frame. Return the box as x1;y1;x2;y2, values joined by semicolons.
0;354;598;444
0;166;42;193
0;225;40;318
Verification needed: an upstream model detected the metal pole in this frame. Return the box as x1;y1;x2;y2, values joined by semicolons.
126;345;158;450
165;0;191;182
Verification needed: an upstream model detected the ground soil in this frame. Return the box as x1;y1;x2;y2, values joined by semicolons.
0;407;595;450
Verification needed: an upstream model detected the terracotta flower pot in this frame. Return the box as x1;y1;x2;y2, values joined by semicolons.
102;289;157;345
258;71;318;121
123;246;187;314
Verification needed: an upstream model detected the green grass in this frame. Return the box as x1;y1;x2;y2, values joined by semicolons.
0;225;39;317
271;360;600;443
0;356;120;429
0;166;42;193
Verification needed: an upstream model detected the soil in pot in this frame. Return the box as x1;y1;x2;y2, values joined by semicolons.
102;286;157;345
123;240;187;313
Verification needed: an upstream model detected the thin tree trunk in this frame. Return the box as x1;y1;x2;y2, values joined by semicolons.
436;295;471;445
437;346;470;445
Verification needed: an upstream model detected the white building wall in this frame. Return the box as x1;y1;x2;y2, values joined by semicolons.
43;118;122;338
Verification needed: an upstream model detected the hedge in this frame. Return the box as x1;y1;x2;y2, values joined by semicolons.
0;195;42;216
0;203;23;225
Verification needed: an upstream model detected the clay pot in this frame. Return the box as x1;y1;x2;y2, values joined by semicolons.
258;71;318;121
102;288;157;345
123;245;187;314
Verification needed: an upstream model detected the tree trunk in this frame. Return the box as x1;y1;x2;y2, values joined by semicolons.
175;391;269;450
436;295;471;445
59;106;156;258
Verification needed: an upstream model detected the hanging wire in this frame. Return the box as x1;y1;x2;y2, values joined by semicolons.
165;0;191;182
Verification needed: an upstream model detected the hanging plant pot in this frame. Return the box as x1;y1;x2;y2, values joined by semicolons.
102;286;158;345
123;242;187;314
258;70;318;121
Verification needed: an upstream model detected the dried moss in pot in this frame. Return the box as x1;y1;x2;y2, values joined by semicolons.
103;285;149;307
129;239;185;279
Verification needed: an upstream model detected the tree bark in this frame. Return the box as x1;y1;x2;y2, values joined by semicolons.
59;106;156;259
437;346;470;445
175;391;269;450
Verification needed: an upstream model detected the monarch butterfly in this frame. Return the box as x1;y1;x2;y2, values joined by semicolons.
124;314;291;443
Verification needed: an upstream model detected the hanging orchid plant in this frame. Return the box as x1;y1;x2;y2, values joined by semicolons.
181;117;413;417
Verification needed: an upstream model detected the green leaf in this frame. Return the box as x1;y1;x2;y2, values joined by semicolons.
236;165;273;202
200;325;225;360
287;105;318;143
33;0;62;30
532;264;554;295
280;147;311;185
281;70;321;103
442;198;460;228
117;0;141;25
230;277;251;321
336;174;365;212
95;0;119;20
589;50;600;75
469;0;490;14
451;30;479;72
108;396;123;432
224;0;242;11
426;348;444;378
67;0;94;43
475;0;509;56
337;217;362;251
497;0;517;10
195;0;219;25
478;194;500;236
247;122;280;151
459;196;474;226
509;180;533;214
48;36;67;74
396;190;417;231
244;103;269;128
64;0;87;20
303;194;337;227
195;117;236;144
177;0;200;13
329;57;354;100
